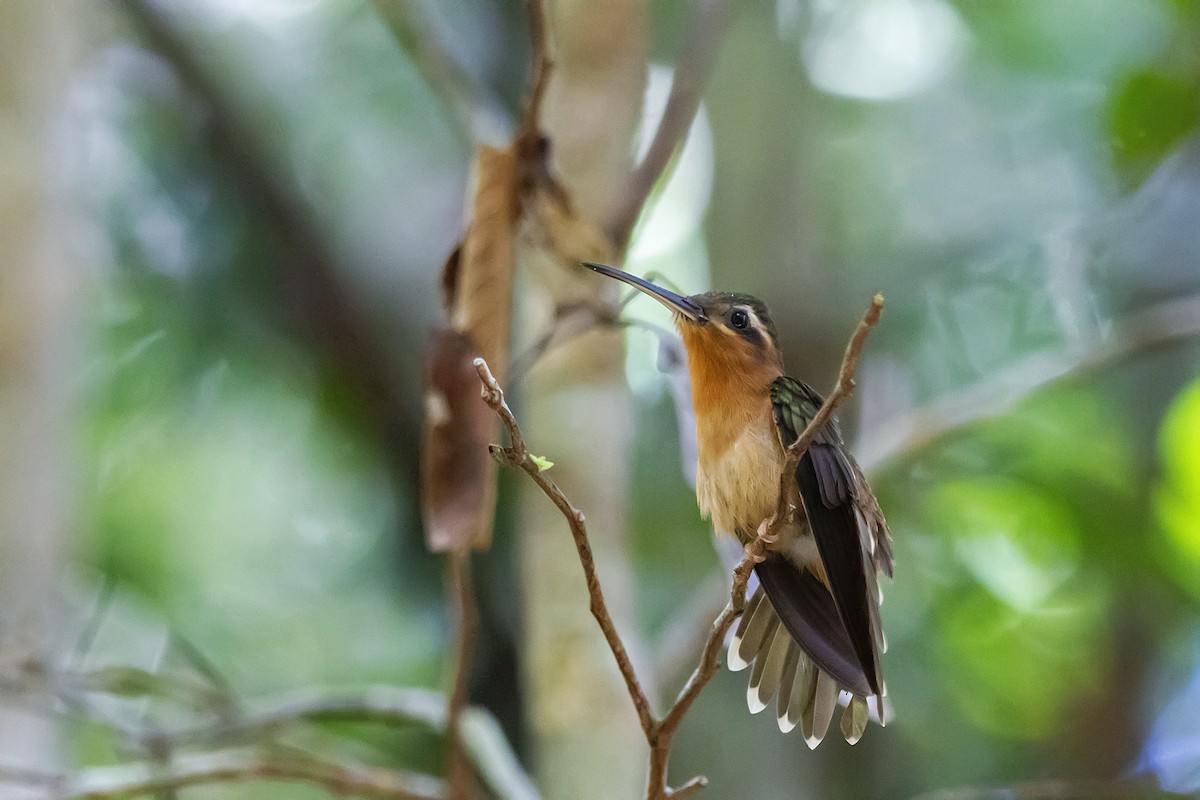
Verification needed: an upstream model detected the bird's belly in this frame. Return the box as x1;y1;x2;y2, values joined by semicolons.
695;426;784;538
695;425;825;577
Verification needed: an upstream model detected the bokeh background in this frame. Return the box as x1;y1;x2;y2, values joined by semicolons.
4;1;1200;798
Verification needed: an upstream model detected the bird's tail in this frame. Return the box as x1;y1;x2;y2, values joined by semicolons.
729;587;876;748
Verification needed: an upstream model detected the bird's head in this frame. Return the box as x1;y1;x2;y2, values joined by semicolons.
582;261;784;382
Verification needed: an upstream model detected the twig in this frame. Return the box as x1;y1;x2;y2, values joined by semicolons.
659;569;759;735
607;0;732;249
63;748;445;800
106;685;536;800
474;291;883;800
457;710;542;800
654;293;883;795
766;293;885;540
66;579;115;673
508;301;623;382
446;550;479;800
474;359;656;738
144;686;449;747
166;632;242;716
16;681;535;800
859;291;1200;474
369;0;509;144
513;0;569;209
667;775;709;800
646;554;754;798
515;0;553;145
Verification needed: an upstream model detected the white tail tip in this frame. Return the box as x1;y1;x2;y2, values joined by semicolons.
727;641;751;672
746;685;768;714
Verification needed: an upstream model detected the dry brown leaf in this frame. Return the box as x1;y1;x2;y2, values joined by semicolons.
452;144;518;385
421;327;497;552
421;144;519;552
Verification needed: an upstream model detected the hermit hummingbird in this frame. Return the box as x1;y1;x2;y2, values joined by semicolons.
583;262;893;747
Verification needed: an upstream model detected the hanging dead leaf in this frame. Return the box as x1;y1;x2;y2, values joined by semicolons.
421;327;497;552
452;143;519;386
421;143;519;552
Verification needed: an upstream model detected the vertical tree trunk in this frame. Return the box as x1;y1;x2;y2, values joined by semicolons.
0;0;77;793
516;3;650;798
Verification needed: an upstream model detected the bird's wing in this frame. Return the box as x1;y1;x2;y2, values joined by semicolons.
768;376;886;696
730;577;868;745
753;554;872;696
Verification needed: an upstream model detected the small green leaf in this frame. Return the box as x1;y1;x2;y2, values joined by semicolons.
529;454;554;472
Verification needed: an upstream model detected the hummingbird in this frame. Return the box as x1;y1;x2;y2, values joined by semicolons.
583;262;893;748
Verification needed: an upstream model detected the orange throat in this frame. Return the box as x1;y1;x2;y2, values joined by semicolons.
679;323;781;466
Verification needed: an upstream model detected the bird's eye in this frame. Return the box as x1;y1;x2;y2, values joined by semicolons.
729;309;750;330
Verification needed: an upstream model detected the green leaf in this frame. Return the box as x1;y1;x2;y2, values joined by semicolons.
528;454;554;472
1108;70;1200;188
1155;379;1200;597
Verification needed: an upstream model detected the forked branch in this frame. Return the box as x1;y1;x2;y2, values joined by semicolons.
473;292;883;799
474;358;656;738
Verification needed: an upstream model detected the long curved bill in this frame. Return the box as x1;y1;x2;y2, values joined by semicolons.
581;262;706;323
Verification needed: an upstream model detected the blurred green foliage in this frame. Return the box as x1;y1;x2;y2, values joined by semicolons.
1157;378;1200;599
50;0;1200;798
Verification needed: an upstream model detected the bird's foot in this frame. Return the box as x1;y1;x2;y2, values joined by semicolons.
744;520;778;563
756;518;779;545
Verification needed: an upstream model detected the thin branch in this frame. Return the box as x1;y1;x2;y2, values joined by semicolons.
138;687;448;749
646;556;752;798
767;293;885;539
370;0;509;144
860;291;1200;474
457;710;542;800
515;0;553;145
513;0;569;209
474;291;883;800
657;573;749;736
607;0;732;249
446;550;480;800
63;748;445;800
667;776;709;800
474;358;657;738
14;681;534;800
66;579;115;673
138;686;536;800
166;632;242;716
653;294;884;795
508;301;622;382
